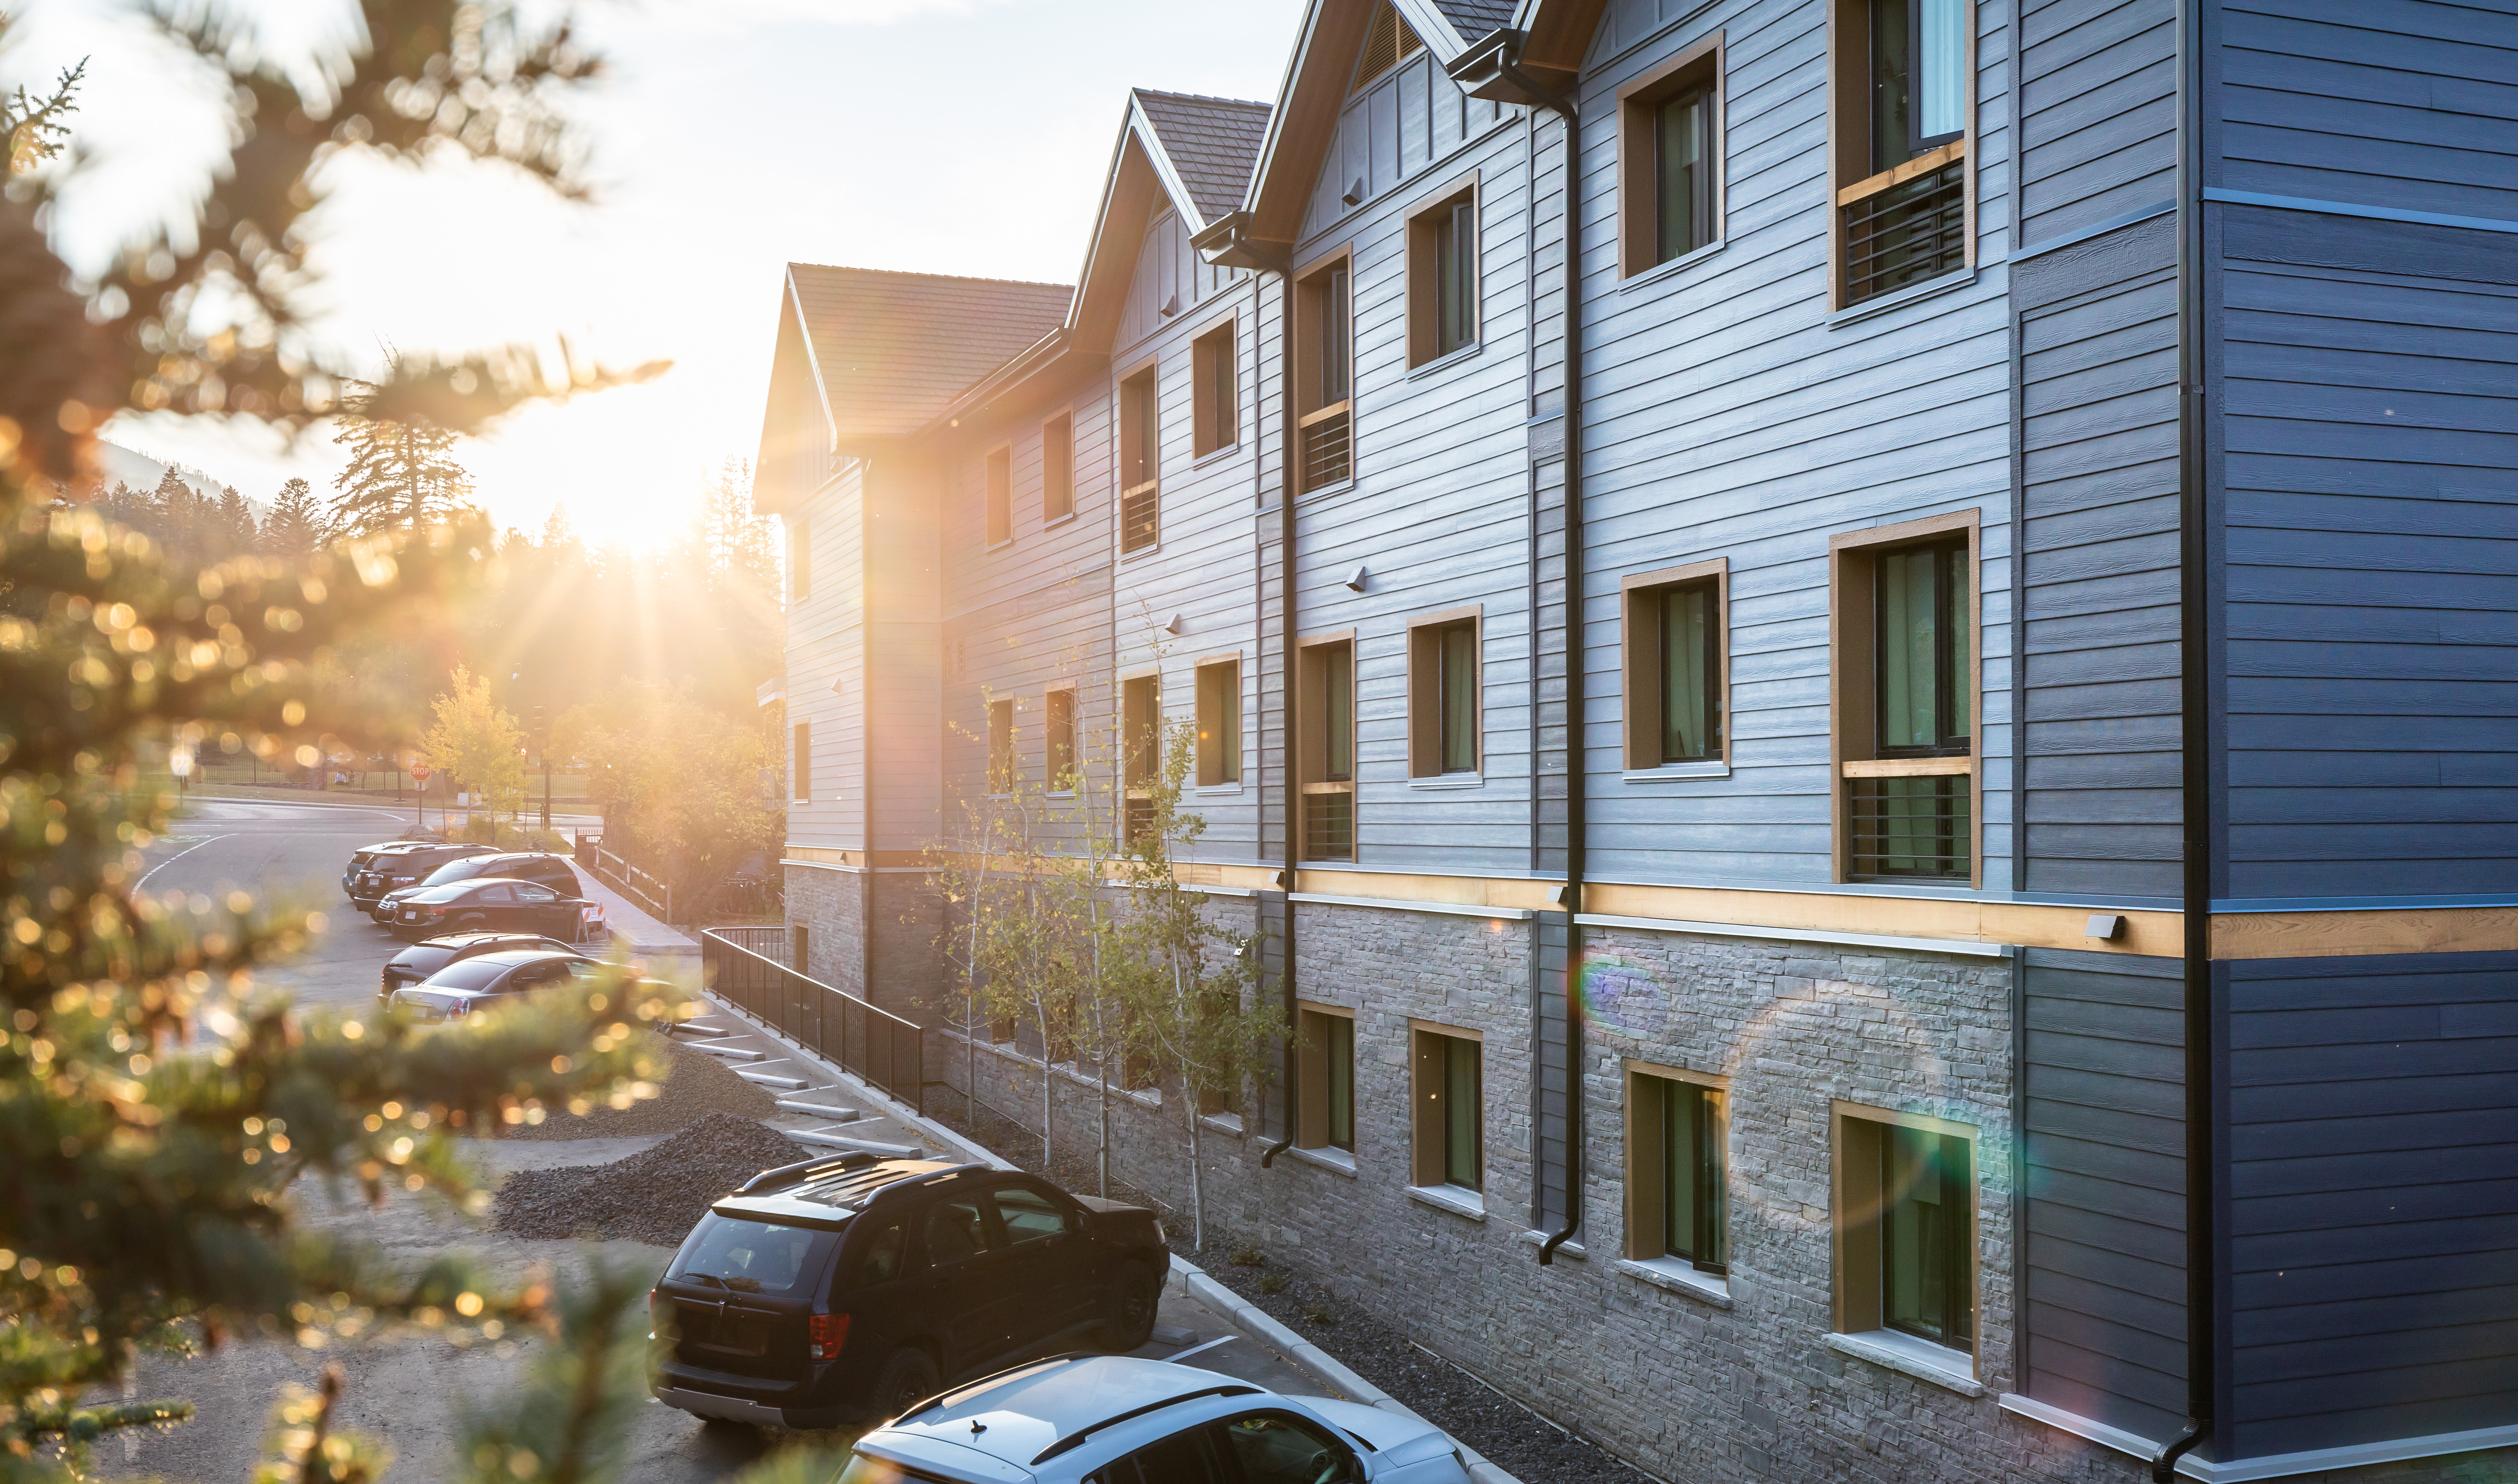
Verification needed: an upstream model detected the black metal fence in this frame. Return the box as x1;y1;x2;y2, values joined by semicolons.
1846;774;1971;882
700;928;923;1112
1843;159;1967;305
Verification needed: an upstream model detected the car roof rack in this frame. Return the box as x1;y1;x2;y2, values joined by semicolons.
1030;1383;1263;1464
736;1150;884;1193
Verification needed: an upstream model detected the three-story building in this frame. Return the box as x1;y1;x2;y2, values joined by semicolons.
750;2;2518;1479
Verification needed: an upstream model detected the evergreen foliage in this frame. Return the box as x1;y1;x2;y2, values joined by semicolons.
261;478;327;558
327;384;478;539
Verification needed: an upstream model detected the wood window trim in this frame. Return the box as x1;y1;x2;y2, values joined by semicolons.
1117;364;1161;554
1823;0;1979;310
1617;31;1727;280
983;442;1013;549
1826;510;1981;886
1406;606;1483;780
986;697;1016;796
1409;1022;1483;1191
792;720;811;803
1624;1062;1731;1264
1829;1100;1981;1371
1044;683;1078;791
1194;655;1243;787
1041;407;1077;523
1295;1001;1356;1152
1620;557;1730;772
1292;244;1355;415
1191;317;1239;459
1403;171;1481;368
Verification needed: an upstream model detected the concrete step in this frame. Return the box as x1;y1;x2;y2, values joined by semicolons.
671;1020;733;1038
738;1070;808;1090
774;1099;863;1122
688;1039;764;1062
789;1129;924;1159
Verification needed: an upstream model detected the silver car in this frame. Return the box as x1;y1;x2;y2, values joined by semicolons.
835;1354;1473;1484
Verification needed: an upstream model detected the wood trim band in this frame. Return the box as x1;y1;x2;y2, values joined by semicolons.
1298;400;1353;429
1836;139;1967;207
2209;907;2518;961
1843;756;1972;778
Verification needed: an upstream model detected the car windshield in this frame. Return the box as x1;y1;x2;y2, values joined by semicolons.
423;959;510;991
671;1215;834;1294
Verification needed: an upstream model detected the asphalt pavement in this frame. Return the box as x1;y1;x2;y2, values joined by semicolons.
98;797;1322;1482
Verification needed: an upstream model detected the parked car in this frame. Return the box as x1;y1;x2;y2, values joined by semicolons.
649;1157;1169;1430
388;950;605;1021
378;931;586;1004
348;842;497;913
835;1354;1473;1484
387;877;594;940
371;851;583;922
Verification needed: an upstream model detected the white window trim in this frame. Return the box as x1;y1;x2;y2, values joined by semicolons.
1614;1256;1733;1309
1826;1329;1985;1398
1405;1183;1486;1221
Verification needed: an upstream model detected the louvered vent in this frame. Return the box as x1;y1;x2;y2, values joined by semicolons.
1354;2;1424;92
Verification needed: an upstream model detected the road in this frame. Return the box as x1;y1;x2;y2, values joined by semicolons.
103;799;1319;1482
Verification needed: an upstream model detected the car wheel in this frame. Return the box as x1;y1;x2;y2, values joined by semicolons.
872;1346;941;1420
1099;1260;1160;1352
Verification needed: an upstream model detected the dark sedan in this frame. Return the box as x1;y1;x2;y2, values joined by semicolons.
379;930;584;1003
389;949;603;1021
389;878;592;940
370;850;583;924
348;843;497;913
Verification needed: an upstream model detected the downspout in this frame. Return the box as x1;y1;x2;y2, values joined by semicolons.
1260;258;1299;1169
1484;49;1586;1270
2157;0;2214;1478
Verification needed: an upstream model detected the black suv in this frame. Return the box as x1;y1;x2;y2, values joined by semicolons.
650;1157;1168;1429
380;931;584;1003
349;843;497;914
371;851;582;923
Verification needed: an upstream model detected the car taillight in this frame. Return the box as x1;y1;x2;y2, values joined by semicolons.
806;1312;850;1361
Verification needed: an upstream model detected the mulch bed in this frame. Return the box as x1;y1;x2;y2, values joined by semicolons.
1200;1255;1655;1483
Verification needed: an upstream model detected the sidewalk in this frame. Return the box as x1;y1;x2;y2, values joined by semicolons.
565;861;699;969
689;985;1523;1484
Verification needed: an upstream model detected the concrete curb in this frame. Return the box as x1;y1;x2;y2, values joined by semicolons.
699;992;1523;1484
1166;1258;1523;1484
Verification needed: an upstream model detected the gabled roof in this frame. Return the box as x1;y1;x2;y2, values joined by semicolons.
782;265;1073;446
1428;0;1514;42
1131;90;1272;229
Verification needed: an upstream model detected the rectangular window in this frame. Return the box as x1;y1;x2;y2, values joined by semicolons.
1296;1004;1356;1154
1833;1105;1977;1364
1195;658;1241;787
1119;369;1160;553
1407;612;1480;778
1192;323;1237;457
983;446;1011;547
1407;184;1478;366
1046;686;1076;790
1831;516;1975;883
1042;413;1074;522
1412;1026;1481;1191
1622;561;1727;770
791;923;808;973
1627;1067;1727;1272
792;721;811;802
1295;257;1352;491
1618;36;1723;277
1832;0;1970;304
790;518;811;602
1121;674;1159;842
987;699;1014;795
1299;637;1356;862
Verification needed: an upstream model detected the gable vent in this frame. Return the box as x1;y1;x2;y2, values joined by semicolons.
1353;2;1424;93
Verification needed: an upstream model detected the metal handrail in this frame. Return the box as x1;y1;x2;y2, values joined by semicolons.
699;929;924;1114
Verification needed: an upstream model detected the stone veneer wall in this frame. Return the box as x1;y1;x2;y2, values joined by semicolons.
782;864;863;992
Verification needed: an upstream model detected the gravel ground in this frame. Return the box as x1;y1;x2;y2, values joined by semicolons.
921;1090;1652;1481
1201;1255;1654;1484
495;1032;780;1141
492;1113;807;1245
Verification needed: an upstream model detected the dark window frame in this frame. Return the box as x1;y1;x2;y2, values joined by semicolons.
1293;247;1354;494
1118;364;1161;554
1296;1001;1356;1154
1411;1023;1482;1193
1407;608;1481;779
1620;558;1729;771
1191;319;1239;459
1832;1104;1979;1365
1828;0;1975;306
1828;512;1978;885
1626;1064;1729;1274
1405;176;1480;367
1298;632;1357;862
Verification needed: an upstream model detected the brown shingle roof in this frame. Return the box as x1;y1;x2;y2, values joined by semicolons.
785;265;1073;442
1132;89;1272;226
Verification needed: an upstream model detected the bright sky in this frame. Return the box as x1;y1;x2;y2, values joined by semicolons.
4;0;1302;547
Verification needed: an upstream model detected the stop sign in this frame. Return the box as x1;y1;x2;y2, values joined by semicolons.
410;762;432;782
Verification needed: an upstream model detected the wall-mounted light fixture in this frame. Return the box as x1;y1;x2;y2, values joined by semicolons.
1160;294;1181;318
1344;565;1369;592
1342;177;1366;206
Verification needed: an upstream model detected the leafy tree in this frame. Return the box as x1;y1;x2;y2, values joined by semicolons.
559;684;776;921
328;381;479;539
420;666;528;837
261;478;327;557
